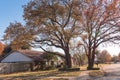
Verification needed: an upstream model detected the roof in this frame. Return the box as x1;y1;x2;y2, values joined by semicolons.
0;49;65;63
18;50;46;61
1;51;33;63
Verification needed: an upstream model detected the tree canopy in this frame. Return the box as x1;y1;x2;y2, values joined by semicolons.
98;50;111;63
0;42;4;55
23;0;82;68
79;0;120;69
3;22;32;50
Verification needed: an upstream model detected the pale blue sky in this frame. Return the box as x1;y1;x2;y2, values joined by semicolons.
0;0;30;39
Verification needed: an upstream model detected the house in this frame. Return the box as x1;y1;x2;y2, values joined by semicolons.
0;50;64;74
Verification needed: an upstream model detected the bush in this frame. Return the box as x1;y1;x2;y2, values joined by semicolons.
45;66;56;70
53;78;69;80
59;68;80;71
87;67;100;70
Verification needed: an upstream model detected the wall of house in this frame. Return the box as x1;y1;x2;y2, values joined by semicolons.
0;63;32;74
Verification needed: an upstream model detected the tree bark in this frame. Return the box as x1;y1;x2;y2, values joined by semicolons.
64;47;72;68
65;53;72;68
87;49;95;69
87;56;94;69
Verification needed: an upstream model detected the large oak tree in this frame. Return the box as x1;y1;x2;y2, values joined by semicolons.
23;0;81;68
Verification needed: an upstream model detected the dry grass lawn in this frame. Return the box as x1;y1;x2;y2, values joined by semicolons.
0;69;81;80
0;64;110;80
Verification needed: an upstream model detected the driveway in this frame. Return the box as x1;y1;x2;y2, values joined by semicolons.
72;63;120;80
95;63;120;80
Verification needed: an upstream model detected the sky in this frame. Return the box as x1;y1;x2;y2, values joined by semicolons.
0;0;120;56
99;44;120;56
0;0;30;39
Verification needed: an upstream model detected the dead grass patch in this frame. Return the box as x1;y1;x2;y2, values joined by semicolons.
55;71;81;77
0;69;81;80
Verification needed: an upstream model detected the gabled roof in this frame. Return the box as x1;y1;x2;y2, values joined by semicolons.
0;50;47;62
1;51;33;63
0;50;65;63
18;50;46;61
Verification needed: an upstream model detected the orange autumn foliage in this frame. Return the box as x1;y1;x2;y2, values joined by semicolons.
0;42;5;55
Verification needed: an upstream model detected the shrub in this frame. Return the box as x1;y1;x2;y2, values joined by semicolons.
59;68;80;71
87;67;100;70
45;66;56;70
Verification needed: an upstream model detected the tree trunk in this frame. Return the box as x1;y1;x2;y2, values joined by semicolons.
87;56;94;69
65;53;72;68
64;47;72;68
87;49;96;70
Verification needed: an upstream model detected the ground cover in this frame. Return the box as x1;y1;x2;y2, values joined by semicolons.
0;64;110;80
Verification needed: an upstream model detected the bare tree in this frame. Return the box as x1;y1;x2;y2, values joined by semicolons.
79;0;120;69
